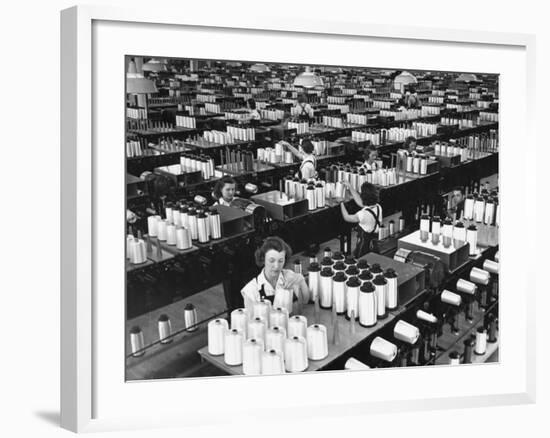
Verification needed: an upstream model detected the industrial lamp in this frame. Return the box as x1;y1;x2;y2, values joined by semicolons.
293;66;324;88
393;71;417;91
142;58;167;73
456;73;479;83
250;63;270;73
126;58;158;115
126;59;158;94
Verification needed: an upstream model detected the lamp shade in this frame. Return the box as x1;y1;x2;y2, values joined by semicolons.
393;71;417;91
456;73;479;83
323;66;343;74
293;67;324;88
142;58;166;72
127;78;158;94
250;63;270;73
126;59;158;94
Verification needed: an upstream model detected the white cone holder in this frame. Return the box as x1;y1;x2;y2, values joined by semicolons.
370;337;398;362
393;320;420;344
306;324;328;360
207;318;229;355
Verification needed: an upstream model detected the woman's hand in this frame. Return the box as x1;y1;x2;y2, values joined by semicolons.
292;279;310;304
285;273;310;304
284;273;302;290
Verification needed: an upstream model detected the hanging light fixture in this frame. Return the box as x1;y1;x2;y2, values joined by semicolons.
250;63;270;73
323;66;343;74
126;59;158;94
393;71;417;91
456;73;479;83
142;58;167;72
293;66;324;88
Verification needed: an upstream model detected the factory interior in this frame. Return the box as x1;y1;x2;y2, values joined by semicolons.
125;57;499;379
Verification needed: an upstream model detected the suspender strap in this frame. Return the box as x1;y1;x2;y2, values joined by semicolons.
300;103;308;116
300;158;315;170
363;205;381;232
258;272;298;304
257;276;275;303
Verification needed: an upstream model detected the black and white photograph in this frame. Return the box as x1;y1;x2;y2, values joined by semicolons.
4;0;548;434
124;57;500;380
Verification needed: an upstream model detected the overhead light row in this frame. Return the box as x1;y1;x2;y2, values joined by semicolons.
126;59;158;94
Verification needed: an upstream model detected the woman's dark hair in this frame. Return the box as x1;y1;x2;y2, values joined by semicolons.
301;139;314;154
213;176;237;200
451;186;464;199
363;145;377;161
247;98;257;110
254;236;293;267
404;136;417;148
360;182;380;206
297;94;308;104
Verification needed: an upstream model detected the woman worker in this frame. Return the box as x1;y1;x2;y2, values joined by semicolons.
360;145;379;171
247;98;261;121
446;187;465;221
293;94;314;121
241;236;310;314
403;136;419;155
279;138;317;180
340;181;383;257
406;88;420;109
212;175;238;206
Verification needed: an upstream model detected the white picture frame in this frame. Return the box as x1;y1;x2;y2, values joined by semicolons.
60;5;536;433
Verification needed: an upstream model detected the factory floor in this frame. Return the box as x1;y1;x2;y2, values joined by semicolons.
199;235;499;374
292;236;499;365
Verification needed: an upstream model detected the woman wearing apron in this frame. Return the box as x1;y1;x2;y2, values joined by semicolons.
240;236;310;315
293;94;314;121
279;139;317;180
405;88;420;109
340;181;383;258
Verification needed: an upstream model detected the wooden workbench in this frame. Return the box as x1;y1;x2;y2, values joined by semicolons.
125;285;228;380
197;302;396;375
196;252;424;375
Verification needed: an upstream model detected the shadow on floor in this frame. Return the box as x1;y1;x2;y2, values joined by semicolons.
34;411;59;427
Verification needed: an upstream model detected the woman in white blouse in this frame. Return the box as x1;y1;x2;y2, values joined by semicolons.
340;181;383;257
213;176;237;206
293;94;314;120
247;98;261;121
280;139;317;180
360;145;379;171
403;136;419;156
241;236;310;314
